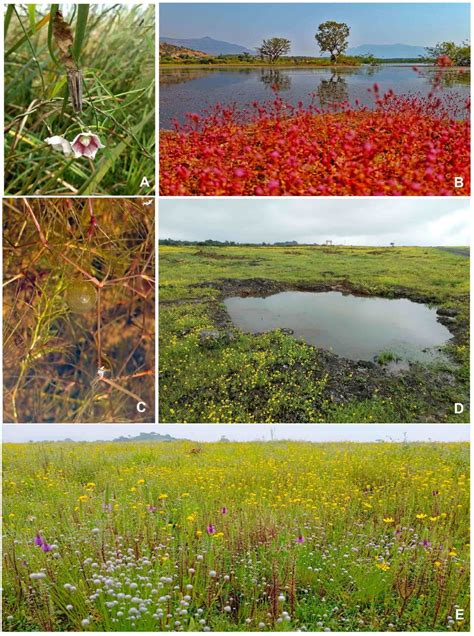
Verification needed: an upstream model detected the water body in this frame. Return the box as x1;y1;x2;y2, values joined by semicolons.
160;65;470;128
224;291;452;365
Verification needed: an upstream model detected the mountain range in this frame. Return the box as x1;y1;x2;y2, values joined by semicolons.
160;36;255;55
346;43;427;58
160;36;428;59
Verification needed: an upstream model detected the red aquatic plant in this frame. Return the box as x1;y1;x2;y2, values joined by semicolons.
160;87;470;196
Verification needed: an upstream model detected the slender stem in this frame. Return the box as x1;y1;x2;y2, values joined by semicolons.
99;376;145;405
97;287;102;369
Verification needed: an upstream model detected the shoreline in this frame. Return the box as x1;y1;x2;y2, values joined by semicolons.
160;63;469;70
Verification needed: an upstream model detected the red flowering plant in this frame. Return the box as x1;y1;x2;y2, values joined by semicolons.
160;83;469;196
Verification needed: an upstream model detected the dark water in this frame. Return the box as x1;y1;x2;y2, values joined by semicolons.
224;291;452;365
160;65;470;127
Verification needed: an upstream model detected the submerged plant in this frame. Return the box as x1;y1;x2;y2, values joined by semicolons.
3;198;155;423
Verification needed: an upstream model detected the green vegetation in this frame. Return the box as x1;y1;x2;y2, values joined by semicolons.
3;439;470;631
3;198;155;423
376;351;401;365
424;40;471;67
159;245;469;423
257;37;292;63
315;21;350;63
5;4;155;195
159;51;363;67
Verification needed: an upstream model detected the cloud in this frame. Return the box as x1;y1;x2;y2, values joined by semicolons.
159;198;470;246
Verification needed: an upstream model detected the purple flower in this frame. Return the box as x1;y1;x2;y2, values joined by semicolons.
34;534;44;547
220;507;228;515
207;524;216;535
296;535;305;543
421;539;431;548
41;542;52;552
147;505;157;513
102;503;113;512
71;132;105;159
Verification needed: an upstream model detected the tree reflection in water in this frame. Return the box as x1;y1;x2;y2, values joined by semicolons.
259;68;292;92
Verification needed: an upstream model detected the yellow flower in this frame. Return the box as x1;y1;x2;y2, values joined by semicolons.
434;561;442;568
196;530;202;538
416;513;427;519
448;549;457;557
383;517;394;523
78;495;88;503
376;562;390;571
158;494;168;500
429;516;439;521
137;479;145;485
213;532;224;538
187;513;197;523
130;487;136;492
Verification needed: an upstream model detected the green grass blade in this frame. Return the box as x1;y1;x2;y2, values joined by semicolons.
4;4;14;37
72;4;89;63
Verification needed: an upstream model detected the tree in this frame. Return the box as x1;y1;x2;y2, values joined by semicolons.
257;37;291;64
315;21;350;63
425;41;471;67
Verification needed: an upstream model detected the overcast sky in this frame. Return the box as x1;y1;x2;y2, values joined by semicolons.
3;425;469;443
159;199;470;246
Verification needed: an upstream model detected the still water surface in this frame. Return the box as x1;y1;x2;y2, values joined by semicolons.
160;65;470;127
224;291;452;364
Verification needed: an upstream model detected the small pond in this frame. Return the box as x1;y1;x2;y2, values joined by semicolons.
224;291;452;366
160;65;470;128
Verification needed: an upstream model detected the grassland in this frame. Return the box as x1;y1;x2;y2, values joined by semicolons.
3;439;469;632
159;245;469;423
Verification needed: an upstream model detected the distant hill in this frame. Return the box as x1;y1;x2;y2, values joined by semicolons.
347;43;427;59
160;42;209;59
160;36;255;55
113;432;180;442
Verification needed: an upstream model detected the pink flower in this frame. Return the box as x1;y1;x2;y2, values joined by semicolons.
207;523;216;535
71;132;105;159
296;535;305;543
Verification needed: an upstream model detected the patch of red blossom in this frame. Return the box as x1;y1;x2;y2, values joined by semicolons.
160;88;469;196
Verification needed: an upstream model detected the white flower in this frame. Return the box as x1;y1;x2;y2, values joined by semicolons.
45;135;73;156
30;572;46;580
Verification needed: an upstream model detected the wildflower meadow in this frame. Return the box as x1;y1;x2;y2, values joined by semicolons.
2;439;469;632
